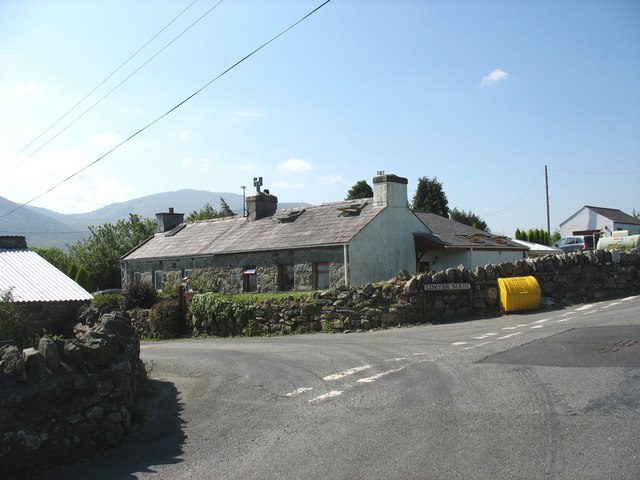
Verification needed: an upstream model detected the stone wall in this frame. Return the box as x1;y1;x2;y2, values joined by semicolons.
192;249;640;336
0;312;144;478
123;247;345;293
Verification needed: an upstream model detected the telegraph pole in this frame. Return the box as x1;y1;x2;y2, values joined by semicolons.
545;165;550;238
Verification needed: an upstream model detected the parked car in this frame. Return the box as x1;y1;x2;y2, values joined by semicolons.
553;235;596;252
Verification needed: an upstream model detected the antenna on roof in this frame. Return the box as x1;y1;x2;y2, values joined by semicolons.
241;185;246;217
377;170;385;175
253;176;263;193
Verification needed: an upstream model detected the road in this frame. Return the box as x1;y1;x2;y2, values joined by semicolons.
45;295;640;479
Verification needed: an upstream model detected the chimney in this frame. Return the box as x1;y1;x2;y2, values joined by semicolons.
155;207;184;233
0;236;28;249
373;173;408;208
246;191;278;221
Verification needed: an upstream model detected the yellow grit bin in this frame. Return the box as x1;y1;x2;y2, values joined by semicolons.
497;276;542;313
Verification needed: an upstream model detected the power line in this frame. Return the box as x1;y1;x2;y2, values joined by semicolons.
0;0;224;178
0;0;332;220
481;174;543;217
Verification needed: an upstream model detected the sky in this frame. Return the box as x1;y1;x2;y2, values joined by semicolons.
1;0;639;236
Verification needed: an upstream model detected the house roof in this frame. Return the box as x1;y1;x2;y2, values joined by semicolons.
122;199;384;261
414;212;527;251
0;248;93;303
583;206;640;225
560;206;640;227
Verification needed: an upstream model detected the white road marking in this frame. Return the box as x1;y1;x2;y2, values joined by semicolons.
451;342;469;346
411;352;430;357
557;318;573;323
576;304;596;311
286;387;313;397
498;332;523;340
323;365;371;381
474;333;499;339
386;357;407;362
532;318;551;324
501;324;527;330
621;295;639;302
308;391;342;402
357;367;405;384
530;325;544;329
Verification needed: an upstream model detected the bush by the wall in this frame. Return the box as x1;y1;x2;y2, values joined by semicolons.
149;300;180;339
121;280;158;310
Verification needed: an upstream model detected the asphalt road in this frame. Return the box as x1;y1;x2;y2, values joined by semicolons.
45;295;640;480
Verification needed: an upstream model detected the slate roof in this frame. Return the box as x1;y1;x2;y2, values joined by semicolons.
0;248;93;302
414;212;527;250
122;199;384;261
583;206;640;225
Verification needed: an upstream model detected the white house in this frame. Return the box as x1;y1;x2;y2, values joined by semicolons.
560;206;640;237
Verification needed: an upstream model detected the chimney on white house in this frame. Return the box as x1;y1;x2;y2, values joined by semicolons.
155;207;184;233
373;173;409;208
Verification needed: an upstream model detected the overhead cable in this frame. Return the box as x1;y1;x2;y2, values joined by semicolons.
0;0;332;220
0;0;225;178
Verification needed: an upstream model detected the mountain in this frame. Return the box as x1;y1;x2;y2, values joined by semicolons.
0;196;88;250
3;190;308;250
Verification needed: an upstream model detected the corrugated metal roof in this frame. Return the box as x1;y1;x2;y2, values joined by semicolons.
0;249;93;302
122;199;384;261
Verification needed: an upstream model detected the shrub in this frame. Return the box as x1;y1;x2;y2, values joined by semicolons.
75;266;91;290
149;300;180;339
91;292;122;312
0;289;22;340
121;280;158;310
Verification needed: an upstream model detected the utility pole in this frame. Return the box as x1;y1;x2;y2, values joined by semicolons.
545;165;551;239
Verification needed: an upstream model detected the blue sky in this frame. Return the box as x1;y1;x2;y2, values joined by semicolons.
1;0;638;235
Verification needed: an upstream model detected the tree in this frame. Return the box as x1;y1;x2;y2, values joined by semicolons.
634;208;639;220
219;197;236;217
185;198;236;223
516;227;551;245
31;247;72;275
69;214;156;291
449;207;489;232
346;180;373;200
411;176;449;217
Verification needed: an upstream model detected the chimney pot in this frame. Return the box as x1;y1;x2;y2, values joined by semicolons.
169;207;174;214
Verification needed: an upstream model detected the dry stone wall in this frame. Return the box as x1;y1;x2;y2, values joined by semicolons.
192;249;640;336
0;313;143;479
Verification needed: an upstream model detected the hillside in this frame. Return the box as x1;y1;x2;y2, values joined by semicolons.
2;190;308;250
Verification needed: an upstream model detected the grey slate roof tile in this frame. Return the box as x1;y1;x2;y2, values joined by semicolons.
123;199;383;261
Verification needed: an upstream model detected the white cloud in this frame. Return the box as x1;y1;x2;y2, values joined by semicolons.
86;134;124;148
14;80;42;96
318;174;346;184
480;68;510;87
272;181;305;190
0;147;133;213
277;158;313;173
180;157;211;169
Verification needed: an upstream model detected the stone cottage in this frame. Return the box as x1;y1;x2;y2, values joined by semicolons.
121;174;436;293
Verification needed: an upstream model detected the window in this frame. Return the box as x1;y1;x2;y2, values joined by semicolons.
314;262;330;290
184;269;193;279
154;271;163;290
243;266;257;292
279;264;295;291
